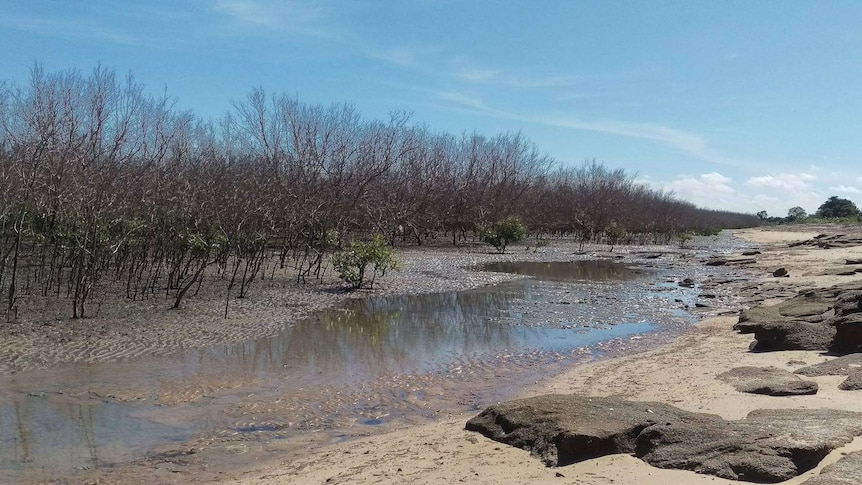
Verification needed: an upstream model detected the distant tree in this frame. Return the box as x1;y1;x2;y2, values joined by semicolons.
756;210;768;221
815;196;860;219
786;206;808;222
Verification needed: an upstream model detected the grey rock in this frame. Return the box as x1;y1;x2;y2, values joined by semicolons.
839;369;862;391
742;250;762;256
795;354;862;377
679;278;695;288
718;366;818;396
466;395;862;483
831;313;862;353
846;258;862;265
802;450;862;485
736;318;836;351
732;289;862;351
773;267;789;277
834;291;862;316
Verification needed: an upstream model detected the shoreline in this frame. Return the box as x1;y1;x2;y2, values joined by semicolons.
13;225;862;483
211;225;862;485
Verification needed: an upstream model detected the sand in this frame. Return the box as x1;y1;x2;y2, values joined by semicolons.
10;225;862;484
216;225;862;485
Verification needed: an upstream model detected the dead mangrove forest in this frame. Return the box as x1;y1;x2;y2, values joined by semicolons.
0;66;759;320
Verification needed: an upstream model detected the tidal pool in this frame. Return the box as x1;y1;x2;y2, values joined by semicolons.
0;259;700;482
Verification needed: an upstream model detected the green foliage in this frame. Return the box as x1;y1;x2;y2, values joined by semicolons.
816;196;860;219
605;223;626;251
331;234;400;289
477;216;527;254
678;231;694;248
786;206;807;222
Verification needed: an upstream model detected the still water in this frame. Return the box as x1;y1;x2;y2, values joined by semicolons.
0;259;697;481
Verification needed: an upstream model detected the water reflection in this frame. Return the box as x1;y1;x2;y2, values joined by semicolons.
0;262;689;482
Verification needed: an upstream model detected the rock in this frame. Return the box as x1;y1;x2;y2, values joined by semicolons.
733;290;841;351
637;408;862;483
742;250;762;256
802;450;862;484
466;395;686;466
839;369;862;390
834;291;862;316
707;258;728;266
679;278;695;288
795;353;862;377
773;267;789;277
734;303;836;351
466;395;862;483
832;313;862;353
846;258;862;265
717;366;818;396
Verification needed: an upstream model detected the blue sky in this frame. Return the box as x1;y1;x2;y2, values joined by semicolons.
2;0;861;216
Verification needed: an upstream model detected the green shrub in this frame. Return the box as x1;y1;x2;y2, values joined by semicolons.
605;223;626;252
678;231;694;248
331;234;400;289
477;216;526;254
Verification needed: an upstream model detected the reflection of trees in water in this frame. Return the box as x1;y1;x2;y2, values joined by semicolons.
203;284;530;379
1;397;99;474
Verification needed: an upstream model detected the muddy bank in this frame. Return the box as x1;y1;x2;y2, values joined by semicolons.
0;236;746;375
2;233;756;483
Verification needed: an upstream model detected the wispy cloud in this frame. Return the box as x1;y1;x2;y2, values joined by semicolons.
0;14;142;46
212;0;335;39
455;67;502;83
436;90;709;157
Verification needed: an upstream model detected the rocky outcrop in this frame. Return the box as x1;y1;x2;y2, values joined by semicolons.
734;286;862;352
839;369;862;390
717;366;818;396
802;451;862;484
789;234;862;249
733;292;836;350
795;353;862;377
466;395;862;483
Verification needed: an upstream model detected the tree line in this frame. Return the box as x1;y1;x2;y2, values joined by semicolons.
0;66;759;319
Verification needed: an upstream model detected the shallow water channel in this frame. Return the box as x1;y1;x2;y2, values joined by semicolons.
0;259;704;482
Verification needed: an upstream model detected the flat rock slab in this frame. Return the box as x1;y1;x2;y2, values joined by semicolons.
718;366;818;396
466;394;862;483
839;369;862;390
734;286;862;352
795;353;862;377
802;451;862;485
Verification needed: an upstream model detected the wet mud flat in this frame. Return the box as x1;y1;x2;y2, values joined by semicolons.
0;234;756;483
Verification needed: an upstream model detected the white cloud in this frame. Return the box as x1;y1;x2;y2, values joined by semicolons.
647;172;827;216
829;185;862;194
746;172;817;191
